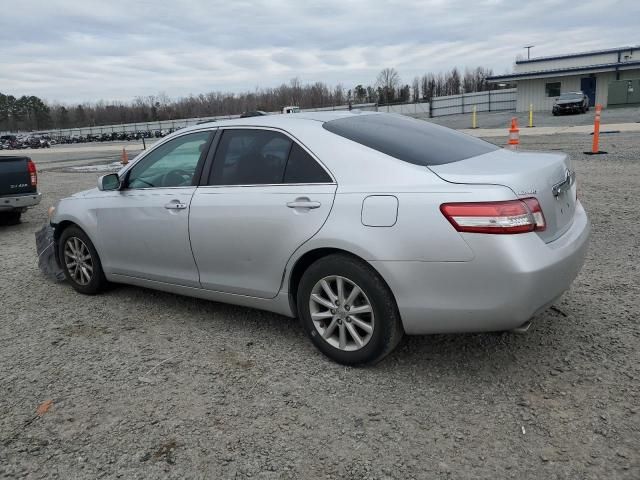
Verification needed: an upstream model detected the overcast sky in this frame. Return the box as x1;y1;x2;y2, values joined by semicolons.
1;0;638;104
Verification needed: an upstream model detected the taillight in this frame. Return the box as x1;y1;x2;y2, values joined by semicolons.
440;198;546;234
521;197;546;231
27;159;37;187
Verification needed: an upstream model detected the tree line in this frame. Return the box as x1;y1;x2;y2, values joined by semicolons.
1;66;494;132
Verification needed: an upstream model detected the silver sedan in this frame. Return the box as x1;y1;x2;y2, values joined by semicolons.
50;112;590;364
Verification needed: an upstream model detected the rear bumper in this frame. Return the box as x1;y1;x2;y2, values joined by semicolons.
0;192;42;211
372;201;591;334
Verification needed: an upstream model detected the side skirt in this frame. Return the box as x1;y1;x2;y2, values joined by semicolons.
108;273;295;318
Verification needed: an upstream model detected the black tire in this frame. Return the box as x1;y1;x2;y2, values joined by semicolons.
0;211;22;225
58;225;108;294
297;254;404;365
552;110;558;116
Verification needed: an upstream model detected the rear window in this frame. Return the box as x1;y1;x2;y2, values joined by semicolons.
322;114;498;166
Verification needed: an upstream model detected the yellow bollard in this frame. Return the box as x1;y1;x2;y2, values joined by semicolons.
472;105;477;129
528;104;534;128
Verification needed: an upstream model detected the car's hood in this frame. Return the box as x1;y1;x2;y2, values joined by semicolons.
556;98;582;105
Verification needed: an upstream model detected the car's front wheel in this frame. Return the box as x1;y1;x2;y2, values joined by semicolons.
297;254;403;365
58;226;108;294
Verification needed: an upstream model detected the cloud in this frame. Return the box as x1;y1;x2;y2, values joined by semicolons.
1;0;638;103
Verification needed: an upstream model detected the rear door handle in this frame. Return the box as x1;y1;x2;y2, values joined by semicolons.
286;199;321;209
164;201;187;210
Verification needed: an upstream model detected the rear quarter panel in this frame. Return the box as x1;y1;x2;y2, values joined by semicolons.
292;182;517;264
282;123;522;287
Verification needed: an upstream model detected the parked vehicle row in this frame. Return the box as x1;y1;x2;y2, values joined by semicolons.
53;128;181;144
0;128;182;149
1;134;52;150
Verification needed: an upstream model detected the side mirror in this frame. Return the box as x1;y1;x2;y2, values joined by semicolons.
98;173;121;191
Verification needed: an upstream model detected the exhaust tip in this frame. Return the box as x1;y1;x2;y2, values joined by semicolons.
510;320;532;334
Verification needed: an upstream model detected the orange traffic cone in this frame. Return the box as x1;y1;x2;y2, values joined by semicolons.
507;117;520;150
120;147;129;165
584;104;607;155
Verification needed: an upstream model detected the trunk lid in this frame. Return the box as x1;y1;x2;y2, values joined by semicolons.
0;156;35;196
429;148;577;243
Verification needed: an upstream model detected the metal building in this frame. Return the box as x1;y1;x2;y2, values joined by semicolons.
488;46;640;111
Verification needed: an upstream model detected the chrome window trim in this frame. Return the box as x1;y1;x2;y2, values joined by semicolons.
117;186;198;193
195;182;336;190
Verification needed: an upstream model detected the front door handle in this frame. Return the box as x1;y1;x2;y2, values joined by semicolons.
164;201;187;210
286;198;321;209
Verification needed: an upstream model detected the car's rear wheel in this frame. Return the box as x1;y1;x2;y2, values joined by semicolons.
59;226;108;294
297;254;403;365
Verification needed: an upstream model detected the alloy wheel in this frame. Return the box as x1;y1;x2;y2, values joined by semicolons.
63;237;93;285
309;275;375;351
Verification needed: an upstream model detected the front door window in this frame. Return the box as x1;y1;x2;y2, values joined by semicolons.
127;131;212;188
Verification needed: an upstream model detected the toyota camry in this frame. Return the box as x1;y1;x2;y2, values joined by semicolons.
49;112;590;365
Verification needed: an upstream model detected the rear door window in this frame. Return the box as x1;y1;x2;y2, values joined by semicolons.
323;114;498;166
209;129;292;185
284;143;332;183
208;129;332;185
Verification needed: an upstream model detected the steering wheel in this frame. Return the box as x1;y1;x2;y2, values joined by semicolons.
161;169;192;187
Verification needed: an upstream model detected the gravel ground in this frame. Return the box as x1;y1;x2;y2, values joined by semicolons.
1;132;639;479
417;105;640;130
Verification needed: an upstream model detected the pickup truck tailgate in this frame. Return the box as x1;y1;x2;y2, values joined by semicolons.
0;156;36;196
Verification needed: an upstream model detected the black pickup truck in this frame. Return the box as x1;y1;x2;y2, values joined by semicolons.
0;156;42;223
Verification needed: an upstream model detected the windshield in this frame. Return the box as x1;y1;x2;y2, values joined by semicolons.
558;93;583;100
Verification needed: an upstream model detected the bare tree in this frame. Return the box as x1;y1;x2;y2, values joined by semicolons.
376;68;401;104
411;76;420;102
2;63;499;132
334;84;345;106
448;67;461;95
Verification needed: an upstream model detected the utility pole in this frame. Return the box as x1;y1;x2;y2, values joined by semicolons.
524;45;534;60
